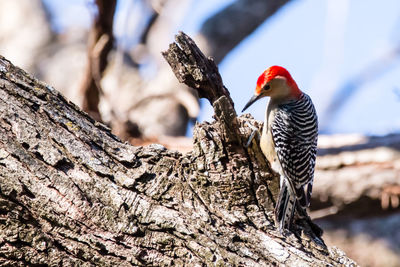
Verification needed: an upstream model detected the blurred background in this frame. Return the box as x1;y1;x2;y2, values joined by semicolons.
0;0;399;265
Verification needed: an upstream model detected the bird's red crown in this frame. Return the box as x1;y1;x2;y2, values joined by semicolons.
256;66;300;97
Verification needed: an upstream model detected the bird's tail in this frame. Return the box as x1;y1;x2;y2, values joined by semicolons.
275;178;296;231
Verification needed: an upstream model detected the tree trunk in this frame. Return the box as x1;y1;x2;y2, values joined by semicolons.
0;33;356;266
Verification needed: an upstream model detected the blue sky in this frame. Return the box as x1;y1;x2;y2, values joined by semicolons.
200;0;400;135
44;0;400;135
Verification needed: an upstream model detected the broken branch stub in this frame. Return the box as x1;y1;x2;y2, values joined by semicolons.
162;31;234;109
162;31;241;148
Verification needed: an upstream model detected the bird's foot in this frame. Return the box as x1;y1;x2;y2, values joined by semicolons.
244;121;261;148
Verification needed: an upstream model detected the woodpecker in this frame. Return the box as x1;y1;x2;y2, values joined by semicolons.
242;66;318;232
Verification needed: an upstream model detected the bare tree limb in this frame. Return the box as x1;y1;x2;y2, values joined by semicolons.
199;0;291;63
309;134;400;265
162;32;234;108
80;0;116;121
311;134;400;218
0;34;357;265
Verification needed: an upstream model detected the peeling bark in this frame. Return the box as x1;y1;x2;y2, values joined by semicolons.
0;32;357;266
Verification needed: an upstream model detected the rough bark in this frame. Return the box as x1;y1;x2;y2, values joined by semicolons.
0;32;356;266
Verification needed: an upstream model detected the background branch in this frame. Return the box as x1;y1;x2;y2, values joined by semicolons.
79;0;116;121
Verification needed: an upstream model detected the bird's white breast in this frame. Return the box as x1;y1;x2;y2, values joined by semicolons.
261;102;283;175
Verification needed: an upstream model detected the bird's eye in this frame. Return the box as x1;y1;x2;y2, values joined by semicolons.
263;84;270;91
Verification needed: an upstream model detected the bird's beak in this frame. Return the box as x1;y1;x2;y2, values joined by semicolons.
242;94;263;112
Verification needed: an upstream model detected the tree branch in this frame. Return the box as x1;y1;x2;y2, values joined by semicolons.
312;134;400;218
0;42;356;266
79;0;116;121
199;0;291;63
162;32;234;108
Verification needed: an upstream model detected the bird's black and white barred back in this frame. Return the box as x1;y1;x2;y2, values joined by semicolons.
271;93;318;229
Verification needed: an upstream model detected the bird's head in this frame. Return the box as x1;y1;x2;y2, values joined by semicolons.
242;66;302;112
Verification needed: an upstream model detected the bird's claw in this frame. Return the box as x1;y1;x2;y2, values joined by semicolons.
244;121;260;148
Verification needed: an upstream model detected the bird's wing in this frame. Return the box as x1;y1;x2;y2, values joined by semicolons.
270;95;318;208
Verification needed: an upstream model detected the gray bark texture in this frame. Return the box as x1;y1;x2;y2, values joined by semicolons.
0;32;357;266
